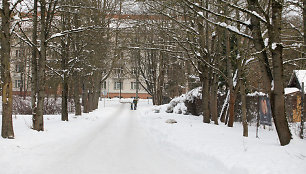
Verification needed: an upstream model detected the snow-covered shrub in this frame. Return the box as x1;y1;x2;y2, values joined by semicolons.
12;96;75;115
173;102;187;114
153;89;200;115
184;87;203;116
13;96;32;115
185;87;202;102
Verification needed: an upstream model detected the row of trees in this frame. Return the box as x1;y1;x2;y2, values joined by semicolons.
1;0;305;146
1;0;123;138
124;0;305;146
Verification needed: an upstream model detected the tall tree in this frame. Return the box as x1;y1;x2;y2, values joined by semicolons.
0;0;16;138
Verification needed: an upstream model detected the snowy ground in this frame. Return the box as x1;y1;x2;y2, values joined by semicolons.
1;99;306;174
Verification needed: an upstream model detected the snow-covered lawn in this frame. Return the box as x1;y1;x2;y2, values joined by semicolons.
1;99;305;174
141;105;306;174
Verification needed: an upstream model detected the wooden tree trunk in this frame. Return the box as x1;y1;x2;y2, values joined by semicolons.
92;73;101;110
61;71;69;121
202;64;210;123
301;0;306;138
302;0;306;57
1;0;14;138
226;28;235;127
95;81;102;109
247;0;273;92
155;52;165;105
74;72;82;115
35;0;47;131
240;79;248;137
83;81;89;113
247;0;291;145
31;0;39;130
61;9;69;121
88;87;93;112
270;0;291;145
211;72;219;125
211;34;219;125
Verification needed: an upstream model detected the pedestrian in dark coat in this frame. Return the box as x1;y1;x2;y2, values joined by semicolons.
133;98;138;110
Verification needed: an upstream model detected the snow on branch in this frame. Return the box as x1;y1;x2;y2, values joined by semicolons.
47;25;104;42
185;0;251;27
13;31;33;47
283;58;306;64
218;0;268;24
183;1;253;40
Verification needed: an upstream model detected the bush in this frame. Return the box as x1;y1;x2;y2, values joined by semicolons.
12;96;75;115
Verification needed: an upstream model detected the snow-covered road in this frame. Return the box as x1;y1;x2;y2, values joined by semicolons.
2;99;305;174
29;103;201;174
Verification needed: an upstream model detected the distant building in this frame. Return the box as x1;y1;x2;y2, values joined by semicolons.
102;67;151;99
10;13;154;99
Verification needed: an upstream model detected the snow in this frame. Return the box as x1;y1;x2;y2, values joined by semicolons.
294;70;306;93
247;91;267;97
142;110;306;174
50;33;65;39
251;11;267;23
264;38;269;47
285;87;300;95
245;57;255;65
272;43;277;50
1;99;306;174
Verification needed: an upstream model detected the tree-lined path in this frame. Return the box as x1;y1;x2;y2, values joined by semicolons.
27;103;205;174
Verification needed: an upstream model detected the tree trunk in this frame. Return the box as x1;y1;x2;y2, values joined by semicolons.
92;73;101;110
240;79;248;137
61;8;69;121
74;72;82;116
72;11;82;116
202;64;210;123
247;0;273;93
31;0;39;131
211;71;219;125
61;71;69;121
270;0;291;145
83;80;89;113
88;87;93;112
35;0;47;131
156;52;165;105
1;0;14;138
210;33;218;125
303;0;306;60
226;30;235;127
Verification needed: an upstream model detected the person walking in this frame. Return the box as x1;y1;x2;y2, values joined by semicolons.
133;98;138;110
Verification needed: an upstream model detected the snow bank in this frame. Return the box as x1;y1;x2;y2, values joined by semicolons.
153;87;202;115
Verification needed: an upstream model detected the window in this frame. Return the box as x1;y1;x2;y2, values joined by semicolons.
15;64;22;73
114;81;123;90
114;67;123;75
15;80;22;88
131;82;140;90
102;81;106;89
131;67;137;75
102;69;107;74
15;50;20;57
131;82;136;90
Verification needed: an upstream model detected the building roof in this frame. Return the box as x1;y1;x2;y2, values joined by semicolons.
288;70;306;94
284;87;300;95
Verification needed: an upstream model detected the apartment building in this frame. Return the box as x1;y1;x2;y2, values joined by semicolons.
102;64;151;99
